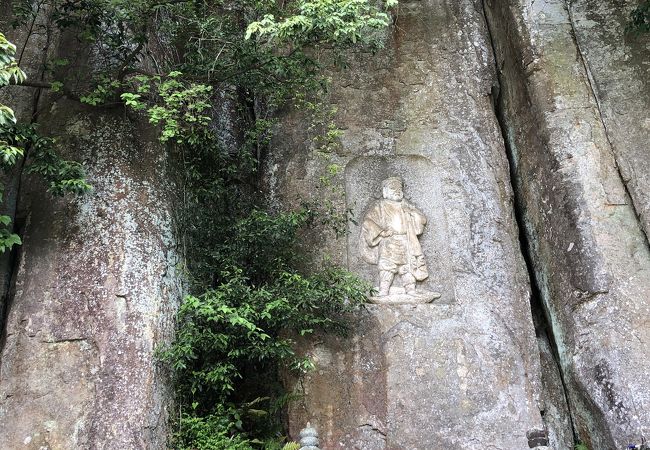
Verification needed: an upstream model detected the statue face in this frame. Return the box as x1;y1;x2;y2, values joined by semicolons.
383;183;404;201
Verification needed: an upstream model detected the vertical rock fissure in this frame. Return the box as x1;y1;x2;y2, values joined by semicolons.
0;129;37;355
0;20;51;353
564;1;650;249
0;219;25;357
480;1;578;445
0;128;35;356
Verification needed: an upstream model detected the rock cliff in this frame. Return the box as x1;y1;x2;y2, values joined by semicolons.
485;0;650;447
0;8;181;449
272;0;650;448
1;0;649;449
270;0;547;447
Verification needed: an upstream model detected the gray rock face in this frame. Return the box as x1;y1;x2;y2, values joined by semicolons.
568;0;650;238
485;0;650;447
0;11;180;448
286;304;546;449
269;0;549;447
0;105;180;449
0;5;56;344
3;0;648;447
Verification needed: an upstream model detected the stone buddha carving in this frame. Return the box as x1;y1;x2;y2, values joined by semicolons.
360;177;440;304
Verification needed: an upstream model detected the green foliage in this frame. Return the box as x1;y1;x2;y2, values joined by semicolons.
0;124;92;197
0;33;26;88
0;215;22;253
160;204;371;445
26;137;92;196
121;73;213;145
1;33;90;252
0;33;24;252
151;79;371;447
0;32;26;160
629;1;650;33
246;0;397;48
173;409;300;450
79;76;122;106
174;409;254;450
281;443;300;450
163;263;368;399
575;444;590;450
7;0;392;445
8;0;396;113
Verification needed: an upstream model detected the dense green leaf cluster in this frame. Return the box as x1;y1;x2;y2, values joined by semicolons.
0;32;23;252
8;0;393;105
245;0;396;46
159;121;371;447
0;32;26;182
173;409;255;450
160;260;369;447
0;123;91;196
0;33;24;88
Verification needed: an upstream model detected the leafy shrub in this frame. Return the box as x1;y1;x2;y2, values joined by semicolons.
174;410;253;450
160;207;371;446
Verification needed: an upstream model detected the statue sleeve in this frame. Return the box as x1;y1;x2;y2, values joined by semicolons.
362;204;384;247
360;202;383;264
406;202;427;235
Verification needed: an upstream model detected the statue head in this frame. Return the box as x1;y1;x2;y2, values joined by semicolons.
382;177;404;201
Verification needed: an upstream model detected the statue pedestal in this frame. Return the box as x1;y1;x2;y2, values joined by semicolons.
368;287;441;305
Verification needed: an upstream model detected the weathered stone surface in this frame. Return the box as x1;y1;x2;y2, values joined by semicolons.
568;0;650;238
0;105;180;449
0;10;180;447
0;4;58;339
287;302;546;449
0;4;53;121
0;103;180;448
485;0;650;447
270;0;547;447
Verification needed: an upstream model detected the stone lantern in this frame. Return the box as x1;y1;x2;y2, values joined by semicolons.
299;422;320;450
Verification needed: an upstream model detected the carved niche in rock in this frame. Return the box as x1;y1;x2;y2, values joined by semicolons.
346;155;453;305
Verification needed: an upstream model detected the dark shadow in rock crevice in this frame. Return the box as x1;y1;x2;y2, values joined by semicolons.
480;1;577;448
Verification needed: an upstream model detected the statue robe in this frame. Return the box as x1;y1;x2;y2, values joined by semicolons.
360;199;429;281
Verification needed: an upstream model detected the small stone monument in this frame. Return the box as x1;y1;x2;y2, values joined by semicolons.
299;422;320;450
360;177;441;304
